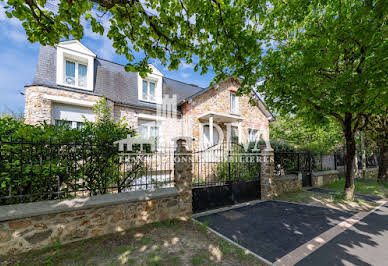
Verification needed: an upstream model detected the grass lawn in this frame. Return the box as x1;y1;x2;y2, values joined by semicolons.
0;219;263;266
323;178;388;198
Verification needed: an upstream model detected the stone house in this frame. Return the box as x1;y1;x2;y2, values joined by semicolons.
24;40;274;149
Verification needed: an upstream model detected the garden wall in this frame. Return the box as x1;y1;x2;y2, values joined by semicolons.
363;167;379;179
273;175;302;196
0;187;191;256
311;170;339;187
0;140;193;256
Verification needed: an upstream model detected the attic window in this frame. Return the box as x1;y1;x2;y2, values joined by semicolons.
64;60;87;88
141;80;156;102
56;40;95;91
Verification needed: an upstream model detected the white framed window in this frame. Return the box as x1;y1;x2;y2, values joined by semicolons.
231;126;239;143
138;119;159;139
248;129;259;142
141;80;157;102
64;60;88;88
55;120;84;129
56;40;96;91
230;92;239;114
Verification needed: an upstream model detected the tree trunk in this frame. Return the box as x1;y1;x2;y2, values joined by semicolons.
377;135;388;181
344;114;356;200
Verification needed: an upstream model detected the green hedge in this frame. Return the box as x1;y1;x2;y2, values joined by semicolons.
0;98;138;205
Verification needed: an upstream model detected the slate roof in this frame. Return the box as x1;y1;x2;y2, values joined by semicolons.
31;45;203;110
30;45;274;121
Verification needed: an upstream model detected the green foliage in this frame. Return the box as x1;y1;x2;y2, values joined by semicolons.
0;98;136;205
0;0;258;78
270;114;343;152
215;144;260;181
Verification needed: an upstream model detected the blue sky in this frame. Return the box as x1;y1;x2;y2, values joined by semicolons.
0;8;215;115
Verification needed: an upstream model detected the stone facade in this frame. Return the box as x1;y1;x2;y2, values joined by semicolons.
273;175;302;197
25;79;270;150
181;79;270;150
24;86;101;125
311;170;340;187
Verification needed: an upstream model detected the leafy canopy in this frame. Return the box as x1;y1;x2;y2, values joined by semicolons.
1;0;262;77
270;114;343;152
3;0;385;119
237;1;387;132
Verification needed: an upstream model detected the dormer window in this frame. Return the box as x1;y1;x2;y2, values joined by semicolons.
142;80;156;102
64;60;87;88
137;64;164;104
56;40;96;91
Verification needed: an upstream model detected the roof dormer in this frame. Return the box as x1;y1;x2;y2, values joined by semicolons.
137;64;164;104
56;40;96;91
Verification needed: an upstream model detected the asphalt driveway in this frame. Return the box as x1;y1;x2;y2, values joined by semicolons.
194;200;388;266
194;201;355;263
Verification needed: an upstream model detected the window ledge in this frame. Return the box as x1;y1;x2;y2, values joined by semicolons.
0;187;179;222
56;82;90;91
138;99;160;104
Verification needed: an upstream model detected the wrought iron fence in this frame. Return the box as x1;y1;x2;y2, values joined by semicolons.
275;150;379;178
192;142;261;187
274;151;311;176
311;152;337;172
0;137;174;205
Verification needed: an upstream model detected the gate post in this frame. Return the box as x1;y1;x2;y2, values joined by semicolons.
174;137;193;219
260;148;275;200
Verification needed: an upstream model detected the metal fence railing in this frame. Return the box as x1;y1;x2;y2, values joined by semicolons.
275;150;379;177
0;137;174;205
274;152;312;176
192;142;261;187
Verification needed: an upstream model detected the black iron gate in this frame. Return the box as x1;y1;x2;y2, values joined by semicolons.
274;151;312;187
192;142;261;213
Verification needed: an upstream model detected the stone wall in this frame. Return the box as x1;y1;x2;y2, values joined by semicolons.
0;139;192;256
260;148;276;200
273;175;302;197
363;167;379;179
311;170;340;187
0;189;186;256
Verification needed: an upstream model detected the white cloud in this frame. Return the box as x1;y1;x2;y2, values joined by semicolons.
180;62;194;70
8;30;27;43
181;72;191;78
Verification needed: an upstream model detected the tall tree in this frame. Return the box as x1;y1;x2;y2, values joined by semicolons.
212;0;387;199
2;0;387;199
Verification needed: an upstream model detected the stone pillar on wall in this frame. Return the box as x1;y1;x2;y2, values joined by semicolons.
260;148;275;200
174;138;193;219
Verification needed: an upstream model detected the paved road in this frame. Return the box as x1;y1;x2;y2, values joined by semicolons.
297;203;388;266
